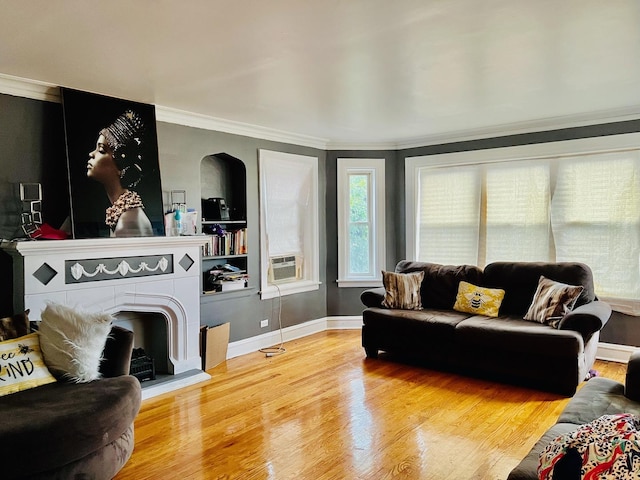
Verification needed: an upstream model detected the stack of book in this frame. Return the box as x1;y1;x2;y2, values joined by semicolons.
202;228;247;257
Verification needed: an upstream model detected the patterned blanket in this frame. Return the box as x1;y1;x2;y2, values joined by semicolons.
538;413;640;479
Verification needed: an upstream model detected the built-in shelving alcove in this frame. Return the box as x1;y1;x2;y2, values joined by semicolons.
199;153;249;296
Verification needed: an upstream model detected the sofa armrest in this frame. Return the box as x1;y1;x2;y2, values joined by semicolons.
625;349;640;401
557;301;612;340
361;287;386;308
100;325;134;378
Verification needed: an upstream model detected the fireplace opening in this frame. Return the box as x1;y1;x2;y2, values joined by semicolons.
113;311;169;379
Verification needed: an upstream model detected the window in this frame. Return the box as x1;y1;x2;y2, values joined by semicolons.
259;150;319;299
406;132;640;314
551;152;640;312
337;158;385;286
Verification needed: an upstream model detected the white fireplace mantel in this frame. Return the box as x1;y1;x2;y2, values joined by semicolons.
2;236;209;397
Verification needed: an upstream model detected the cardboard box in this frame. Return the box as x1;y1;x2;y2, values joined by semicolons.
200;322;230;370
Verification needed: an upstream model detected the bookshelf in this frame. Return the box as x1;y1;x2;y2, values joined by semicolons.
200;153;248;295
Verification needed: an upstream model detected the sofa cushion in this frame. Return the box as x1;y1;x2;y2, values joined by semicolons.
0;375;141;479
483;262;595;316
453;281;505;318
558;377;640;425
455;315;583;357
382;270;424;310
395;261;483;310
363;307;472;343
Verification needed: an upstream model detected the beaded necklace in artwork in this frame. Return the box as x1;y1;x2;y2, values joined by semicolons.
105;190;144;230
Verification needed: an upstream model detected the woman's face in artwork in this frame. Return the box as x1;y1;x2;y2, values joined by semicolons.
87;134;120;184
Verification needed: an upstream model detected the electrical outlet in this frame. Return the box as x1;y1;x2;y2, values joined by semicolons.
260;319;269;328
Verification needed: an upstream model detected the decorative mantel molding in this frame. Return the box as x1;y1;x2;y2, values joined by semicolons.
1;235;205;257
68;255;171;282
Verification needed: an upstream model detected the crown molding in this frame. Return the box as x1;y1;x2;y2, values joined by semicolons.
325;141;399;151
0;73;60;103
2;72;639;152
0;73;329;150
393;106;640;150
154;105;328;150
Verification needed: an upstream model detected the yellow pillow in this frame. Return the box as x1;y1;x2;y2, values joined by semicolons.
453;281;505;318
0;333;57;397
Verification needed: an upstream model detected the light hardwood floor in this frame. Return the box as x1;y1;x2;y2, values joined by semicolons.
115;330;628;480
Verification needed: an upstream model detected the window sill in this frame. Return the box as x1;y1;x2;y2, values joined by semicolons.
260;280;320;300
599;297;640;317
337;279;383;288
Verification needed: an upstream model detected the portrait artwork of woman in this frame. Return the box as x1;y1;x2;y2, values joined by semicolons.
87;110;153;237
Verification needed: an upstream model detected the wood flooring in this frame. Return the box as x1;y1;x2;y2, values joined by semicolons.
115;330;628;480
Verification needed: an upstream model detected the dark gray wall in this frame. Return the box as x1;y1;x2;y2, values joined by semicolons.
0;94;69;316
0;94;69;241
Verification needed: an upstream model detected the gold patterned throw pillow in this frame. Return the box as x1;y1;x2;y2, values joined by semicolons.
0;333;57;397
453;281;505;318
524;276;584;327
382;271;424;310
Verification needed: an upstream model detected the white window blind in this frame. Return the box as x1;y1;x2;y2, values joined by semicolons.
259;150;319;299
485;163;551;264
551;152;640;305
262;158;313;256
417;166;480;265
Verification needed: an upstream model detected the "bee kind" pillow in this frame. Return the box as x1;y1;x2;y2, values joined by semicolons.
453;281;505;318
0;332;56;397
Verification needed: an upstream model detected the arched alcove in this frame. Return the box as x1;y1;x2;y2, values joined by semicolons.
200;153;246;221
199;153;248;294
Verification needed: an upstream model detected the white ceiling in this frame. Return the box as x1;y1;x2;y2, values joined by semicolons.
1;0;639;148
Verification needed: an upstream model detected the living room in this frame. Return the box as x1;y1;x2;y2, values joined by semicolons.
1;1;640;478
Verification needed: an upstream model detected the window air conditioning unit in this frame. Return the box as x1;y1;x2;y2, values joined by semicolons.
268;255;300;284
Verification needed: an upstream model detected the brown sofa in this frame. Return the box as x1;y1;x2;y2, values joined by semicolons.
0;325;141;480
361;261;611;395
508;349;640;479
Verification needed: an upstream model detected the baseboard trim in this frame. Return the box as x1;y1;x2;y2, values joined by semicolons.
596;342;636;364
227;316;634;364
227;316;362;359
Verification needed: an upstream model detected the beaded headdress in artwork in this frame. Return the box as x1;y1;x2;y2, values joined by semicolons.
100;110;144;153
100;110;145;188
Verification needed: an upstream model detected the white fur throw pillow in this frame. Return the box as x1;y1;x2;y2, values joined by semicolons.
38;302;113;383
